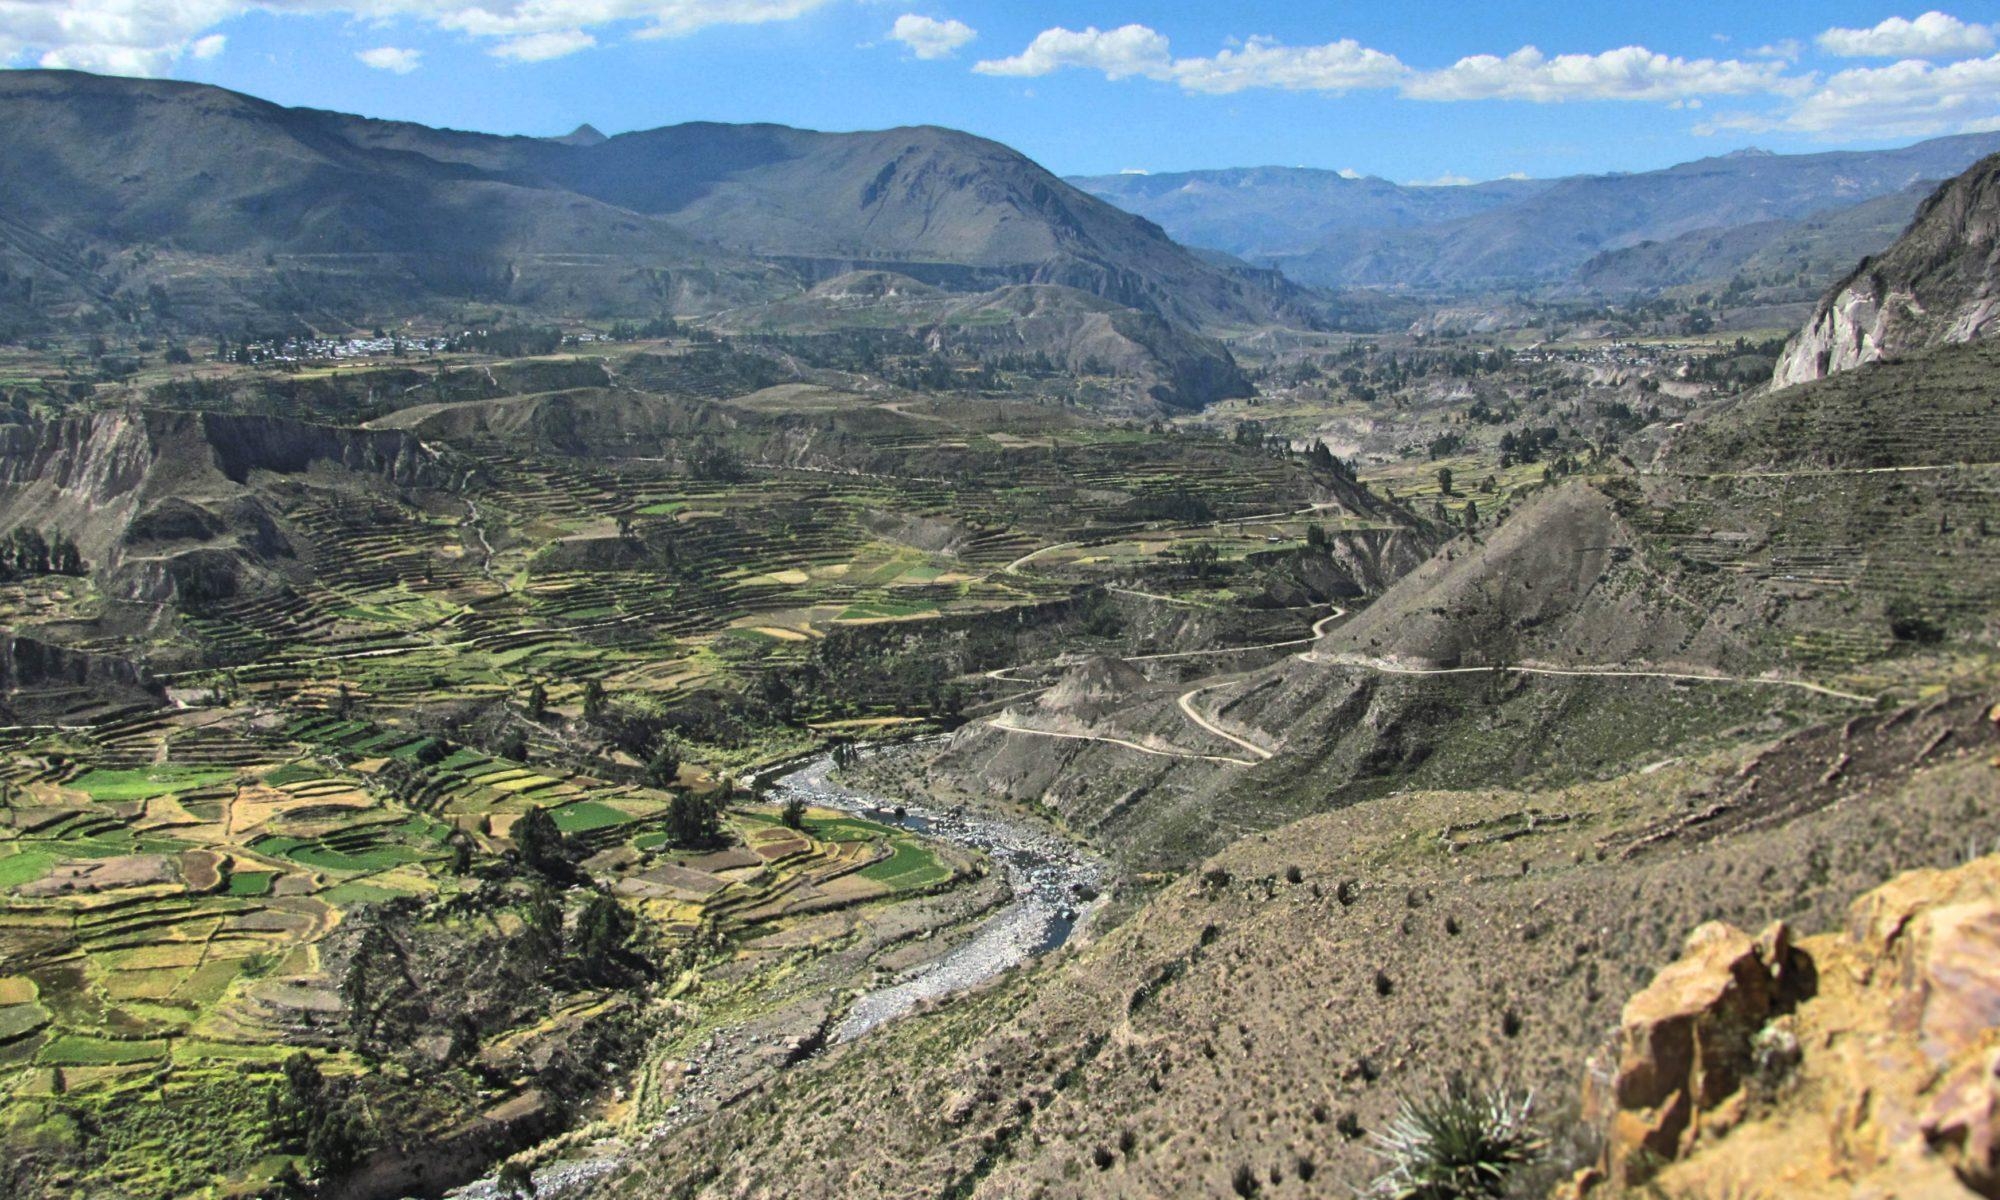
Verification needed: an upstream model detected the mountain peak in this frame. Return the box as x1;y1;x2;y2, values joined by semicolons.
1723;146;1776;159
551;122;607;146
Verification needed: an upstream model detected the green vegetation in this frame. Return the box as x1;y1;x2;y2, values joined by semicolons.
1365;1084;1545;1199
69;766;237;802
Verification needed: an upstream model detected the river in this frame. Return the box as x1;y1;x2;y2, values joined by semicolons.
441;747;1105;1199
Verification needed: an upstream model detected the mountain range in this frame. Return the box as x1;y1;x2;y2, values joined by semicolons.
0;70;1307;339
1071;134;2000;294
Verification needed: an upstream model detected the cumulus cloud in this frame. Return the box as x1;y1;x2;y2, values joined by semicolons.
4;0;241;75
356;45;421;73
974;25;1174;81
490;29;597;60
0;0;836;76
889;14;975;60
973;26;1813;105
189;33;226;59
1817;12;1995;59
973;25;1405;94
1171;36;1407;95
1700;53;2000;138
1404;45;1796;103
1406;172;1474;186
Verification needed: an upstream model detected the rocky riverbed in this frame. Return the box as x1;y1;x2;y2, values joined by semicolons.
772;752;1106;1041
439;747;1105;1200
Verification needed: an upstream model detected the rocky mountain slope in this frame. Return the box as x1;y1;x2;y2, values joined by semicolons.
0;70;1308;337
1074;135;2000;294
1775;152;2000;386
0;409;448;627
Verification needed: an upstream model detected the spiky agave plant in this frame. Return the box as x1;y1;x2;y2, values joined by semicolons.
1366;1079;1545;1199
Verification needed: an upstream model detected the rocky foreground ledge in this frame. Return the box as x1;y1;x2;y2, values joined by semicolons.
1570;851;2000;1196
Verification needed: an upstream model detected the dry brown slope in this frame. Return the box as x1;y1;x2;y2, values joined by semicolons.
603;693;2000;1200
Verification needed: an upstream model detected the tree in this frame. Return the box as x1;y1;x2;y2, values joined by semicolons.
518;882;564;969
646;741;681;789
514;806;572;879
495;728;529;762
1462;500;1479;534
1180;540;1220;578
1436;467;1455;496
573;892;635;983
581;679;607;724
780;795;808;830
49;533;82;576
497;1161;538;1198
525;681;548;722
668;792;722;848
269;1052;326;1145
1305;523;1329;551
305;1105;368;1178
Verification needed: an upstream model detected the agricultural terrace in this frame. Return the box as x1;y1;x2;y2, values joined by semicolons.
0;703;967;1195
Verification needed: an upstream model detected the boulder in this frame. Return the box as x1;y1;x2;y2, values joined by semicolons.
1584;854;2000;1197
1604;920;1806;1185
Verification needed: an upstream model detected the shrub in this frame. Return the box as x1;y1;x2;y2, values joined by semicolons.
1366;1081;1543;1199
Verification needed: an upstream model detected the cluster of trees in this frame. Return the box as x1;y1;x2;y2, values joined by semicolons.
267;1053;371;1185
1497;426;1563;467
1685;336;1788;388
797;627;971;723
606;316;686;340
687;437;747;483
447;327;565;357
0;526;84;579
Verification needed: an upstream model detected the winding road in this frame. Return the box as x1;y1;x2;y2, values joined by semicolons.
1176;682;1274;761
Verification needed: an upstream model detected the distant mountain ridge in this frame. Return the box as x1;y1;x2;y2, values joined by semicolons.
0;69;1310;338
1070;134;2000;294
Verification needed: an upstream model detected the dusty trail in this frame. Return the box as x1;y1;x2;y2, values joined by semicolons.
1176;681;1275;761
1650;461;2000;481
984;605;1347;763
987;712;1263;767
1300;652;1878;704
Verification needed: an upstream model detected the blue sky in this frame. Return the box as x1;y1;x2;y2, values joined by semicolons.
6;3;2000;181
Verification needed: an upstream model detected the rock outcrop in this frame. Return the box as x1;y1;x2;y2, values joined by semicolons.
1579;853;2000;1197
1775;152;2000;386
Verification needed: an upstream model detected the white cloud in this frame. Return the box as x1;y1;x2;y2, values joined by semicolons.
628;0;830;41
889;14;974;60
1118;167;1149;175
974;24;1173;81
356;45;420;73
1700;53;2000;138
1170;36;1407;95
1407;173;1474;187
974;27;1814;105
189;32;225;59
973;25;1404;94
0;0;836;76
1817;12;1995;59
5;0;242;75
489;29;596;61
1337;168;1363;179
1404;45;1797;103
1752;39;1804;61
